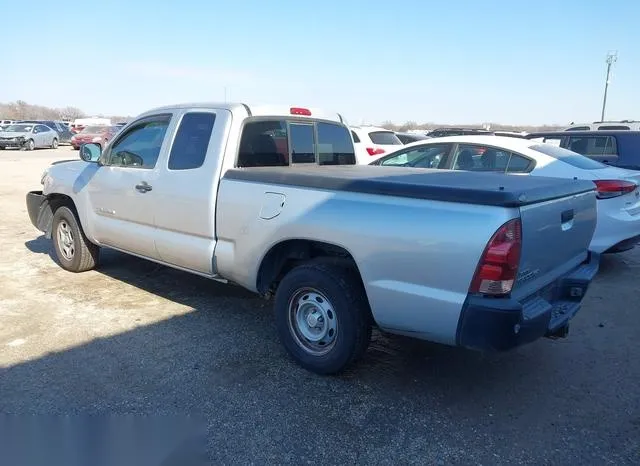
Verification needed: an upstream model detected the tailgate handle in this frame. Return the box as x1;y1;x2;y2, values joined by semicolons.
561;209;574;224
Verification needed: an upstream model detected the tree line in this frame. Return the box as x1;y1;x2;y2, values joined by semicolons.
0;100;130;123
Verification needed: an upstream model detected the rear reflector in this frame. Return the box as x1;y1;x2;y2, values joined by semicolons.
290;107;312;116
366;147;385;156
469;218;522;296
593;179;637;199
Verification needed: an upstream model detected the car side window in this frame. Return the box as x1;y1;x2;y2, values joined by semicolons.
506;153;533;173
168;112;216;170
452;145;493;171
567;136;617;156
379;144;451;168
37;125;49;133
351;131;361;143
105;115;171;169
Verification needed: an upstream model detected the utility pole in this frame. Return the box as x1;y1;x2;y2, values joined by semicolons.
601;51;618;121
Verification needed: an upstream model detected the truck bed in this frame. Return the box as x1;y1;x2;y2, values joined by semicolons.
223;166;596;207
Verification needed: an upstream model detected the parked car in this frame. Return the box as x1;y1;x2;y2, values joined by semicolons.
370;135;640;254
26;103;599;374
70;117;112;134
525;130;640;171
427;127;493;138
0;123;59;150
564;120;640;131
0;119;16;130
70;125;121;150
395;132;431;144
18;120;73;144
350;126;403;163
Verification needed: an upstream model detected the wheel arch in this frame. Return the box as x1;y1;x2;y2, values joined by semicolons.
256;238;367;296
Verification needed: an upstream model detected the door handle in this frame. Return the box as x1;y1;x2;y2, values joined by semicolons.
135;182;152;193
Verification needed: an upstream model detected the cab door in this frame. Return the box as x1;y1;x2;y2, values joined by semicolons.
84;113;173;259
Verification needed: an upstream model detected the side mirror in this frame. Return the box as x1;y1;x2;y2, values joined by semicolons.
80;143;102;163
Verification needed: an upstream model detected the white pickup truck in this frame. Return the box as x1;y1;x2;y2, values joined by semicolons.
27;102;600;374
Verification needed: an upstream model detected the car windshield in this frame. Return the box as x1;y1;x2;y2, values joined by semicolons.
4;124;33;132
80;126;108;134
529;143;608;170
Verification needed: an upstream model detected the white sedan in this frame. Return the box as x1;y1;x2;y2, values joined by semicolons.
370;135;640;254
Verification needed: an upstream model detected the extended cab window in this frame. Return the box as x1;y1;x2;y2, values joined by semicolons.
168;112;216;170
106;115;170;169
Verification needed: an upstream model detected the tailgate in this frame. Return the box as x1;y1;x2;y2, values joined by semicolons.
515;190;597;293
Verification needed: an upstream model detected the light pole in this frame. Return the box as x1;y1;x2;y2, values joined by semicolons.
600;51;618;121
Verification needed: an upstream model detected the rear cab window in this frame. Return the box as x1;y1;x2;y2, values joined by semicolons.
529;143;607;170
368;131;402;145
237;119;355;167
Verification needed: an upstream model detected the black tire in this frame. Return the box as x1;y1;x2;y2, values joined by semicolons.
51;138;58;149
25;139;35;151
51;206;99;272
274;263;372;375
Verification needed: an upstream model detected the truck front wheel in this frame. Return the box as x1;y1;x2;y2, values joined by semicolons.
274;263;372;375
51;206;99;272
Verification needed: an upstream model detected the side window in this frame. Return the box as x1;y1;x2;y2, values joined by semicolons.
290;123;315;163
566;126;590;131
168;112;216;170
597;125;629;130
506;153;533;173
452;145;488;171
316;122;356;165
106;115;171;169
38;125;50;132
379;144;451;168
237;120;289;167
568;136;617;156
351;131;361;143
451;145;527;172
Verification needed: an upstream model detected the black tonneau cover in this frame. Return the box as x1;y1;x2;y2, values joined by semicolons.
223;166;595;208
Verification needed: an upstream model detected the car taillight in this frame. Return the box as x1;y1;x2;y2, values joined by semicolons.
593;180;637;199
366;147;385;156
469;218;522;296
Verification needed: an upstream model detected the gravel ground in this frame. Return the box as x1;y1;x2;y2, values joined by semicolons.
0;148;639;465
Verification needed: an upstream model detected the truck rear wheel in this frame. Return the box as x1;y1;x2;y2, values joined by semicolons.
51;206;99;272
274;263;372;375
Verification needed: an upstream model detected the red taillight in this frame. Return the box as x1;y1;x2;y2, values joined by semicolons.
366;147;385;156
290;107;312;116
469;219;522;296
593;179;637;199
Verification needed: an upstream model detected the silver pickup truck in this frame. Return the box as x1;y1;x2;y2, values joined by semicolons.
26;102;600;374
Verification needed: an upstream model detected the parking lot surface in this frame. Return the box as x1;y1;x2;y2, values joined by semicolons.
1;148;639;464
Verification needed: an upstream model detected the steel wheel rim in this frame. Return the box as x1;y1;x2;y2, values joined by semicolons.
28;140;34;150
53;139;58;148
57;221;75;261
287;287;338;356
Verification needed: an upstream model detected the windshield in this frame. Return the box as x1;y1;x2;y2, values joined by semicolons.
80;126;108;134
529;143;608;170
4;124;33;132
369;131;402;145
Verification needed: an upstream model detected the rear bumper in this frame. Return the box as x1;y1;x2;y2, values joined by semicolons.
591;204;640;253
456;253;599;351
